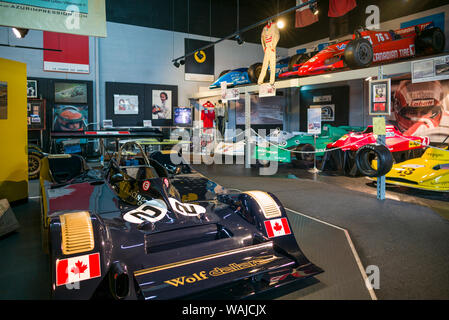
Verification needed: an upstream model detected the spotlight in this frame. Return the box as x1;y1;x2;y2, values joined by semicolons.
310;3;319;15
180;59;185;65
173;60;180;68
277;20;285;29
12;28;29;39
235;34;244;45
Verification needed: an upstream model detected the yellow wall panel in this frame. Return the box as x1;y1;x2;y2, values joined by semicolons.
0;58;28;202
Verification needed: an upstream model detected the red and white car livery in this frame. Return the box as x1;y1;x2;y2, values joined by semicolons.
279;22;445;78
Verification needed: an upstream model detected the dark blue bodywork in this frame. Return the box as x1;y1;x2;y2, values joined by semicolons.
42;148;322;299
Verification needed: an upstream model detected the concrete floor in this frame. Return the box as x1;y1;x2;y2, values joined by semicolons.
192;162;449;300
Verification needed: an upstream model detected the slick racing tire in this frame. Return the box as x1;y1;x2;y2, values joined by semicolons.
248;62;268;83
415;27;445;55
28;149;44;180
355;144;393;177
288;53;309;71
298;144;315;162
218;69;230;78
344;38;373;69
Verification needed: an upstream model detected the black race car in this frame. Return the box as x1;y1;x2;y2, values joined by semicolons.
39;141;322;299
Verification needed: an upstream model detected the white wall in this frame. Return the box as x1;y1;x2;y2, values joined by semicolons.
0;22;288;123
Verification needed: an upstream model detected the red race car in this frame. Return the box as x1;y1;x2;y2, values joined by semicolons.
279;22;445;78
322;125;430;176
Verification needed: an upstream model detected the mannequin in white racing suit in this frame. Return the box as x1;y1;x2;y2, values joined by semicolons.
258;20;280;85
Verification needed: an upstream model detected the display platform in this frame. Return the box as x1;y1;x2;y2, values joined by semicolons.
0;174;372;300
192;164;449;299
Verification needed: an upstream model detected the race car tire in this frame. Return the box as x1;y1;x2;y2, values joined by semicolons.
355;144;393;177
248;62;268;83
298;144;315;162
28;149;44;180
29;143;44;153
344;38;373;69
415;27;445;55
288;53;309;71
218;69;230;78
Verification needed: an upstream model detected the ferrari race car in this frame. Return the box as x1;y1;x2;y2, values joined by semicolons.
209;53;314;89
39;141;322;299
371;146;449;192
279;21;445;78
322;125;429;176
253;124;364;165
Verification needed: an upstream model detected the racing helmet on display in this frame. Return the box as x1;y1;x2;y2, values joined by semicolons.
393;80;444;134
53;106;87;131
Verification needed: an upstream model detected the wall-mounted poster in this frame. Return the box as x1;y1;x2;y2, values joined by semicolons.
55;82;88;104
27;80;37;98
0;81;6;119
114;94;139;115
369;79;391;116
387;78;449;143
310;104;335;121
235;95;284;125
53;105;88;132
412;55;449;83
152;90;172;119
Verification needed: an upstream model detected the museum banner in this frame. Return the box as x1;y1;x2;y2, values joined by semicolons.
0;0;106;37
185;38;215;82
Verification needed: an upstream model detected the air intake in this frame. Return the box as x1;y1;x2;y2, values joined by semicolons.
244;191;282;219
60;211;95;255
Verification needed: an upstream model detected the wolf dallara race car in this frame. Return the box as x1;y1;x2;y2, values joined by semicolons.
371;146;449;192
39;141;322;299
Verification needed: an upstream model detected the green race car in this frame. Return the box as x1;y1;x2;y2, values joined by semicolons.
253;124;364;164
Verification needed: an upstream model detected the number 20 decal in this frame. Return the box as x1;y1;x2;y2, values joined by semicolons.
168;198;206;216
123;201;167;224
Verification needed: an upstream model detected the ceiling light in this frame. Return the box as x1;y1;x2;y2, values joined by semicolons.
276;20;285;29
180;60;185;65
12;28;29;38
173;60;180;68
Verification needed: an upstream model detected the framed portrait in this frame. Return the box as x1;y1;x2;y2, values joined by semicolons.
52;105;88;132
27;80;37;98
54;82;88;103
114;94;139;115
369;78;391;116
152;90;172;120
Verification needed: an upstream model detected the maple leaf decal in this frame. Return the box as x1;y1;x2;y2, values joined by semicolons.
273;222;283;232
71;260;88;275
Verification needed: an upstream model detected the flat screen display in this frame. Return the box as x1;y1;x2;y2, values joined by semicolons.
173;107;192;126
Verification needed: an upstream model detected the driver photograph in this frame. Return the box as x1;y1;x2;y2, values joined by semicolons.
152;90;172;119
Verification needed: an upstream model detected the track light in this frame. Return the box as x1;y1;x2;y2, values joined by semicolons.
173;60;180;68
277;20;285;29
12;28;29;38
180;60;185;65
310;2;319;15
235;34;244;45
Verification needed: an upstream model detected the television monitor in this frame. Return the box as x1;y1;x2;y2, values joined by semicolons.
173;107;193;127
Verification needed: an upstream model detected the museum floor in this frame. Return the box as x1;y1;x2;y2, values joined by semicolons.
1;162;449;300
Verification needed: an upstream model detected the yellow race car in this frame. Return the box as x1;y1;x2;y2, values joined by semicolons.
372;147;449;192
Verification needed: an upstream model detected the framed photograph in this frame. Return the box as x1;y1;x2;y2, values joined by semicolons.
114;94;139;115
27;80;37;98
310;104;335;122
0;81;7;119
369;78;391;116
27;99;46;130
55;82;87;103
52;105;88;132
152;90;172;119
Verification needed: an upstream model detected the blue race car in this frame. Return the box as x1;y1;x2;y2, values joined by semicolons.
209;54;312;89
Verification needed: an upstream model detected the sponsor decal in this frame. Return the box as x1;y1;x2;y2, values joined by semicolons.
264;218;291;238
56;252;101;287
409;140;422;148
400;164;425;168
142;180;151;191
168;198;206;216
164;256;275;287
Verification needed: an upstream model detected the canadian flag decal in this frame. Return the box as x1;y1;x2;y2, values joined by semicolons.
264;218;291;238
56;253;101;286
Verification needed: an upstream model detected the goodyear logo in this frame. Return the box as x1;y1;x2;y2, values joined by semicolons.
164;256;275;287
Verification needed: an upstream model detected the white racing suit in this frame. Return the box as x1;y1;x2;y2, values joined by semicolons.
258;22;280;85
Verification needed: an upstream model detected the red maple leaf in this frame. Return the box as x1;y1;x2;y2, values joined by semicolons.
71;260;88;275
273;222;283;232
